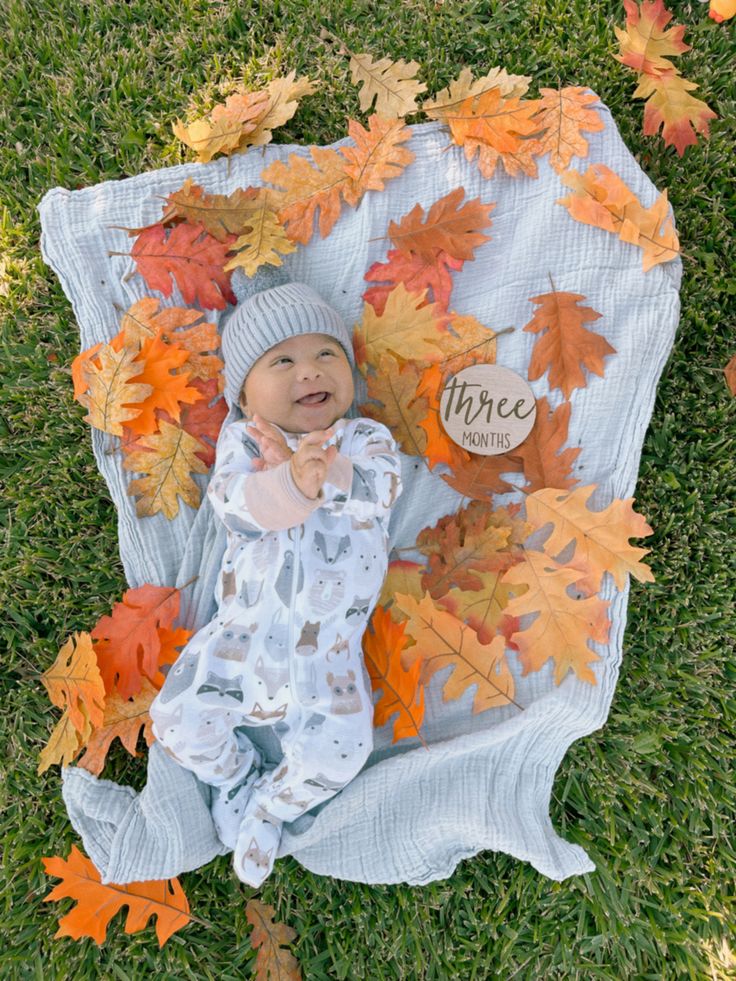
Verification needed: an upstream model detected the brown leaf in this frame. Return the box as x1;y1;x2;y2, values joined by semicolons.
245;897;302;981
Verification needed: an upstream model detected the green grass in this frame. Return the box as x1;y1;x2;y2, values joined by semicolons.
1;0;734;977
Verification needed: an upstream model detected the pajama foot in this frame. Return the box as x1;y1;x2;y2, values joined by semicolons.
211;748;263;851
233;799;283;888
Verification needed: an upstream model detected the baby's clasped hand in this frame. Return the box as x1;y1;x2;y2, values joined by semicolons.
289;427;338;500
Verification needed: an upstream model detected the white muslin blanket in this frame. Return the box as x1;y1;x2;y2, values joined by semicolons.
37;100;681;886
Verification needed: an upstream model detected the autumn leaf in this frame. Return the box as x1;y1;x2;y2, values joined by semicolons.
76;343;153;436
501;549;611;685
380;558;426;618
634;72;718;157
155;376;228;468
387;187;495;263
613;0;717;155
356;283;452;367
422;65;532;122
173;88;271;163
157;178;262;241
708;0;736;22
523;289;615;399
363;247;463;316
724;354;736;396
415;362;475;472
556;163;680;271
42;845;190;947
349;52;428;117
245;897;302;980
91;583;185;699
393;591;517;713
223;190;299;277
126;222;238;310
447;85;545;180
124;418;210;520
38;704;89;774
613;0;690;76
508;396;581;493
359;355;436;463
235;70;319;150
363;605;427;745
122;333;203;437
76;679;158;776
526;86;606;172
524;484;655;593
262;114;414;244
340;114;416;205
40;632;106;734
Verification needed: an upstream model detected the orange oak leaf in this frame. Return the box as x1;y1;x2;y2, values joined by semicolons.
76;678;158;776
508;396;581;493
91;584;184;699
339;114;416;205
556;163;680;271
526;86;606;172
448;86;546;179
436;568;523;649
523;289;615;399
417;499;520;597
501;549;611;685
157;177;262;240
363;247;463;316
40;632;106;734
386;187;495;263
439;446;524;500
363;604;427;746
524;484;655;593
42;845;190;947
123;418;210;519
415;362;474;472
262;114;414;244
613;0;690;77
122;333;203;437
393;590;517;713
124;222;238;310
245;897;302;981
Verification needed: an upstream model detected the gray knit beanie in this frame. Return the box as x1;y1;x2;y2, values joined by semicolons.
220;264;357;411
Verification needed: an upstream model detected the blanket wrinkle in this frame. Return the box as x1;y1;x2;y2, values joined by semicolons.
39;106;681;885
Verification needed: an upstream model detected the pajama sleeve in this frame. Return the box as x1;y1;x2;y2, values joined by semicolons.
207;421;323;536
318;419;403;523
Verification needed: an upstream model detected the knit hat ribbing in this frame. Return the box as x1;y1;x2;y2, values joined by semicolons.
220;265;357;411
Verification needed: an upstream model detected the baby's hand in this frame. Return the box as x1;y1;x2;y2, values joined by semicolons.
245;414;293;471
290;427;338;500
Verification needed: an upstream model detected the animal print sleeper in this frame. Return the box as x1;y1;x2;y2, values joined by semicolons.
149;414;403;857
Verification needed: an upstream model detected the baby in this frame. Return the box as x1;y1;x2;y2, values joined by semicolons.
149;271;403;888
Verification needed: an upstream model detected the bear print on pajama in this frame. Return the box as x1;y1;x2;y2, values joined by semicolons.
149;415;403;848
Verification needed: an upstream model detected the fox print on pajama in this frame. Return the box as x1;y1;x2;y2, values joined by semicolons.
149;414;403;879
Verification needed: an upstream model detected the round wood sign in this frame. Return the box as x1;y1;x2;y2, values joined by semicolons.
438;364;537;456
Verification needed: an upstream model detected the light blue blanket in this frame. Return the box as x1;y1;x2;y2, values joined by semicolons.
37;100;681;885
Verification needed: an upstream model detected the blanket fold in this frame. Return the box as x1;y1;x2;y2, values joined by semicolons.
39;104;681;886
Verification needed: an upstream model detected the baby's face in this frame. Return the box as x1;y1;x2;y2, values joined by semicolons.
239;332;355;434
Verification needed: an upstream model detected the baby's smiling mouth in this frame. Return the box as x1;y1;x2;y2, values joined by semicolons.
296;391;331;405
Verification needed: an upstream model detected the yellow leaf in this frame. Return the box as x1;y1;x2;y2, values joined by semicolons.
524;484;655;592
349;52;427;118
77;343;153;436
41;632;106;733
124;418;210;519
